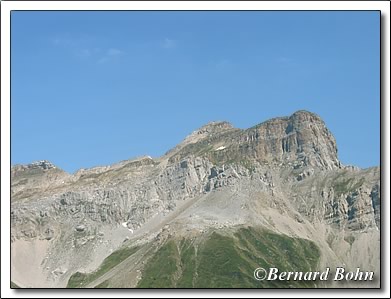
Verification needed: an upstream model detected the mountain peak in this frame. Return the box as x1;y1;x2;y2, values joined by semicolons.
289;110;325;124
177;121;235;148
291;109;321;118
196;121;234;134
29;160;58;170
12;160;59;172
243;110;339;169
171;110;340;170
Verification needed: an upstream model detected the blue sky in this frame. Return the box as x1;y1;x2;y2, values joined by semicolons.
11;11;380;173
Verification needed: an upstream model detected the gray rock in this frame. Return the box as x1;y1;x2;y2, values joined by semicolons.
75;225;86;232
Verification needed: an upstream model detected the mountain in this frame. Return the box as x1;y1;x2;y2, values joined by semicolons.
10;110;380;288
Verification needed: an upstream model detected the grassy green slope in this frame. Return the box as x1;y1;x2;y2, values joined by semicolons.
66;227;320;288
67;246;139;288
138;227;320;288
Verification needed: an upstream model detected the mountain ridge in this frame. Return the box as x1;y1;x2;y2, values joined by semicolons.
10;110;380;288
11;110;335;174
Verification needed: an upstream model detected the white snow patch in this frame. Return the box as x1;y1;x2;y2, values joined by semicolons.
121;222;128;228
215;146;226;151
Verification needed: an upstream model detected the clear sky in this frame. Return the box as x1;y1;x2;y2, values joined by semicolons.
11;11;380;173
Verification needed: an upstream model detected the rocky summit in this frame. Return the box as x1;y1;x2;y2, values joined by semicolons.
11;110;380;288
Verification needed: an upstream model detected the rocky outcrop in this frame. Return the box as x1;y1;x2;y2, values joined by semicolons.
289;167;380;231
11;161;70;202
241;110;340;169
11;160;57;173
170;110;340;171
11;154;249;241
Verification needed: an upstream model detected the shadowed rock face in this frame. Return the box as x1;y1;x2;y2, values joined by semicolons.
10;110;380;288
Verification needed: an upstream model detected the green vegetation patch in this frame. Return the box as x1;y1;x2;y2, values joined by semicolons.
333;176;365;196
94;280;110;288
67;245;139;288
176;239;197;288
137;227;320;288
344;235;355;246
137;240;179;288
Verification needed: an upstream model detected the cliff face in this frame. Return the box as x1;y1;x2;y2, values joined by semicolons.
244;110;340;169
170;110;340;171
10;110;380;288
